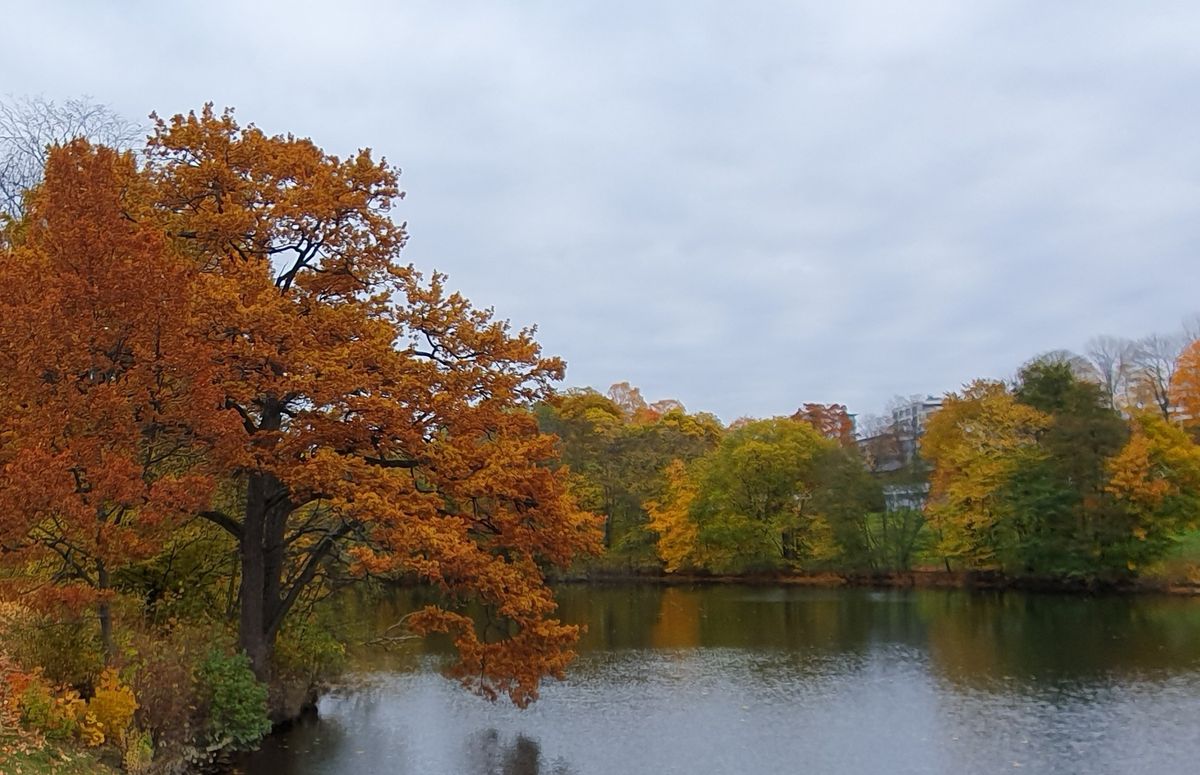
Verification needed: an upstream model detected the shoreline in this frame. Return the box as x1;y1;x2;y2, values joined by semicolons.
551;568;1200;596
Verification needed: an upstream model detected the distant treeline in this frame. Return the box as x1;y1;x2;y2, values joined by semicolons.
537;321;1200;582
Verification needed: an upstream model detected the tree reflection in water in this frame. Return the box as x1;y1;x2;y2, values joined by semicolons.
463;729;573;775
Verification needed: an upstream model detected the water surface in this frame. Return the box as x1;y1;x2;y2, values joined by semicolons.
240;585;1200;775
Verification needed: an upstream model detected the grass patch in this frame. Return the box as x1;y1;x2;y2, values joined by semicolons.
0;729;121;775
1145;529;1200;585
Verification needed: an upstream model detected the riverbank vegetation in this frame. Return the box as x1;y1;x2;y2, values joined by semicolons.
536;341;1200;588
1;96;1199;772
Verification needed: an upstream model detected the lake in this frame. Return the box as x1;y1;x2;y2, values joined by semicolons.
237;584;1200;775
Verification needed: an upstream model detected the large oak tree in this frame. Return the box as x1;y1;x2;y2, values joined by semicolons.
0;107;599;705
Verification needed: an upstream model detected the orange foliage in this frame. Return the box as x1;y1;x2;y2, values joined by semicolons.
791;403;856;447
1106;411;1200;532
1173;340;1200;429
0;141;224;591
0;106;601;705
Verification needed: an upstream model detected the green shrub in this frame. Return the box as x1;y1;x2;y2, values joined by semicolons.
198;650;271;751
8;615;103;689
18;674;81;741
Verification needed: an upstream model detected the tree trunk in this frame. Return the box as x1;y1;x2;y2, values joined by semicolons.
238;399;292;682
97;560;115;664
240;471;271;681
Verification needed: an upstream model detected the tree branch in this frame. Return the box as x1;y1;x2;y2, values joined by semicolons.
198;510;243;540
267;522;353;639
363;456;420;469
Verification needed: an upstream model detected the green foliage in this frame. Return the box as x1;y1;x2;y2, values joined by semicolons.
686;418;833;572
274;614;347;684
197;650;271;751
1002;361;1132;575
862;509;930;571
113;518;238;625
7;616;103;690
537;386;724;564
809;447;886;569
18;676;80;741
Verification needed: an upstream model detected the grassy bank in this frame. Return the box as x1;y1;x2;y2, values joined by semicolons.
0;730;121;775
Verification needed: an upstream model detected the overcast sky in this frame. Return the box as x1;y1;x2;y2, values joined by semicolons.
4;1;1198;421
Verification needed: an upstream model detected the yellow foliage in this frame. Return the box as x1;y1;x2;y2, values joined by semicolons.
806;515;841;564
87;668;138;747
1106;431;1171;510
79;710;106;747
921;380;1050;567
647;460;700;572
1107;411;1200;536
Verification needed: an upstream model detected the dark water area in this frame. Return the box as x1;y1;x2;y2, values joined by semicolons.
238;585;1200;774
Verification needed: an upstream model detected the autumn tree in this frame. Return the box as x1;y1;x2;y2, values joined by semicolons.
1106;411;1200;569
1172;339;1200;434
646;460;700;572
791;403;856;448
536;385;721;558
0;142;229;659
684;418;831;572
1;107;601;706
921;381;1049;569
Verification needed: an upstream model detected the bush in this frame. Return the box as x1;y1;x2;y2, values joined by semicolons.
16;671;83;741
198;650;271;751
5;611;103;689
125;620;227;753
87;668;138;747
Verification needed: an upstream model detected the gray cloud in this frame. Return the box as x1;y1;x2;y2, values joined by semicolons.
4;0;1198;420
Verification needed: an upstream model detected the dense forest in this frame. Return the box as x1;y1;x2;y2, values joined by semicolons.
1;97;1199;774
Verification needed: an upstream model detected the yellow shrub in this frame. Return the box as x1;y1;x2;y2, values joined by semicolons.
87;668;138;746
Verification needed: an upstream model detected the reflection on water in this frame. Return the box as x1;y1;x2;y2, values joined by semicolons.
463;729;572;775
239;585;1200;775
